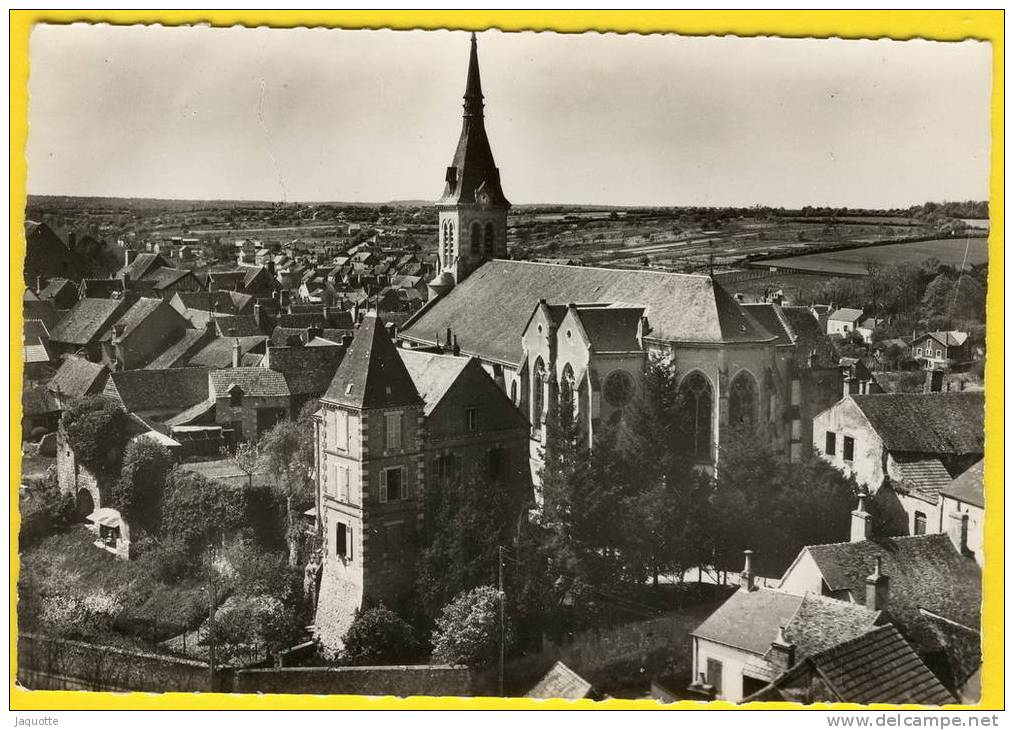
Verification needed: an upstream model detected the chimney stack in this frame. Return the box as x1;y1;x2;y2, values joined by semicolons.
254;302;262;329
124;248;137;268
445;327;453;350
452;334;460;356
850;491;873;543
68;231;77;252
232;338;241;368
740;549;756;592
865;556;889;612
768;625;796;672
947;510;970;556
924;368;944;393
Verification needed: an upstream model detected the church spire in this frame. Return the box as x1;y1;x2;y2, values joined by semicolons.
463;32;484;118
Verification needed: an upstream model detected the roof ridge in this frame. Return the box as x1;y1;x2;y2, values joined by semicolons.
489;258;714;280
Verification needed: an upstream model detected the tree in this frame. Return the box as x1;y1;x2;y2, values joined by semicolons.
113;436;172;533
340;605;420;666
19;471;75;547
160;468;248;555
259;407;317;567
431;586;507;667
60;396;129;477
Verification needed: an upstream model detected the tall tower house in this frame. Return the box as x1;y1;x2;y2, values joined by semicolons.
436;33;511;285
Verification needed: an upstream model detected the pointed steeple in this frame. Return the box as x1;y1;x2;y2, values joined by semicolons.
322;314;422;409
463;32;484;118
438;32;509;208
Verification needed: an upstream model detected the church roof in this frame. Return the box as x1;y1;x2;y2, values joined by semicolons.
437;34;509;209
401;260;776;366
322;314;423;410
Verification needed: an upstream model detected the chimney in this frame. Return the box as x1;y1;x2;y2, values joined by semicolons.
850;491;873;543
341;335;353;349
768;626;796;672
205;317;218;335
124;248;137;267
445;327;453;350
68;231;77;252
452;334;460;356
307;326;322;343
924;368;944;393
112;323;126;340
254;302;262;329
35;275;43;293
740;549;756;592
232;338;241;368
947;510;970;556
865;556;889;612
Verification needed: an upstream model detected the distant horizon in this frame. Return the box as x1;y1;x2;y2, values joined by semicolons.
27;26;991;208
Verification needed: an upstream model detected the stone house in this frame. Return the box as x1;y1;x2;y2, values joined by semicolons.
910;331;970;370
825;307;864;337
312;314;530;654
209;367;292;443
938;459;984;566
812;392;984;536
48;297;132;361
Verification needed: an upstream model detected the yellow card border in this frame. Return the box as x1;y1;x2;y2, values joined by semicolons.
9;9;1004;712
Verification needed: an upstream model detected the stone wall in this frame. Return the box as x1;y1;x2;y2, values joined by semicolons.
232;664;473;696
17;633;217;693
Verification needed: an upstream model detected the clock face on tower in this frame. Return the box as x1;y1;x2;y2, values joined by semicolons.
603;370;634;408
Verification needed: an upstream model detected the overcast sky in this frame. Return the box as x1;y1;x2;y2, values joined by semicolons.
27;24;992;208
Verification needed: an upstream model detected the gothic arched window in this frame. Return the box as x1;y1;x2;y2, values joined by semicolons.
532;357;546;430
729;371;759;426
678;372;713;460
560;364;576;422
441;221;451;263
470;222;481;256
484;222;495;257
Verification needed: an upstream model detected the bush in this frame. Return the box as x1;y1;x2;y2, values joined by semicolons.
135;535;194;584
60;397;128;475
19;474;75;548
114;437;172;533
161;468;247;554
431;586;508;667
340;605;420;666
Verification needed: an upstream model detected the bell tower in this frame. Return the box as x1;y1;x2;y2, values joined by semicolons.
436;33;510;284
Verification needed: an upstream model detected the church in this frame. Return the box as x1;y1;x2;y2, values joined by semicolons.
400;33;840;472
312;34;841;650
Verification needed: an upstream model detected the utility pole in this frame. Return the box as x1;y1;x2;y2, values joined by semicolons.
498;544;505;697
207;576;217;691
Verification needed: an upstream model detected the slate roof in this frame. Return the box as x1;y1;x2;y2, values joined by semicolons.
892;457;954;504
267;345;346;398
813;625;954;704
828;307;864;323
163;398;216;427
801;534;981;654
940;460;984;509
147;267;194;290
401;261;774;366
48;356;109;399
526;661;596;700
104;368;211;415
209;368;290;398
22;300;59;329
398;349;471;416
214;314;264;337
851;393;984;455
779;593;881;661
120;253;170;280
572;305;645;353
914;331;969;348
49;298;129;345
38;277;76;301
189;336;267;368
104;297;165;340
742;303;795;347
173;291;254;315
692;588;806;655
143;328;212;369
322;314;422;409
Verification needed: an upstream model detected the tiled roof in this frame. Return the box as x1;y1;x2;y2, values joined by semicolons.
779;593;880;661
526;661;596;700
24;320;50;346
940;460;984;509
143;328;213;369
164;398;217;427
147;267;193;290
801;534;981;654
38;277;75;300
402;261;774;366
322;314;422;410
48;356;109;399
104;367;211;414
176;291;254;315
214;314;264;337
49;298;129;345
809;625;954;705
914;331;969;348
919;610;982;691
572;304;645;353
209;367;290;398
828;308;864;323
851;393;984;455
105;297;165;340
267;345;346;397
892;457;953;504
189;336;267;368
120;253;170;280
398;349;471;416
742;303;798;348
692;588;805;655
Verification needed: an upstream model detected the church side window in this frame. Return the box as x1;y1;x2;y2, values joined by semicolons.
728;371;758;426
470;222;481;256
484;222;495;257
532;358;546;431
678;372;713;461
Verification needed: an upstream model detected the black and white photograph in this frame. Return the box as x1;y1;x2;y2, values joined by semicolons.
15;19;994;708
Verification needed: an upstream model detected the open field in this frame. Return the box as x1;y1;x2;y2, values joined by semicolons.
756;236;989;277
